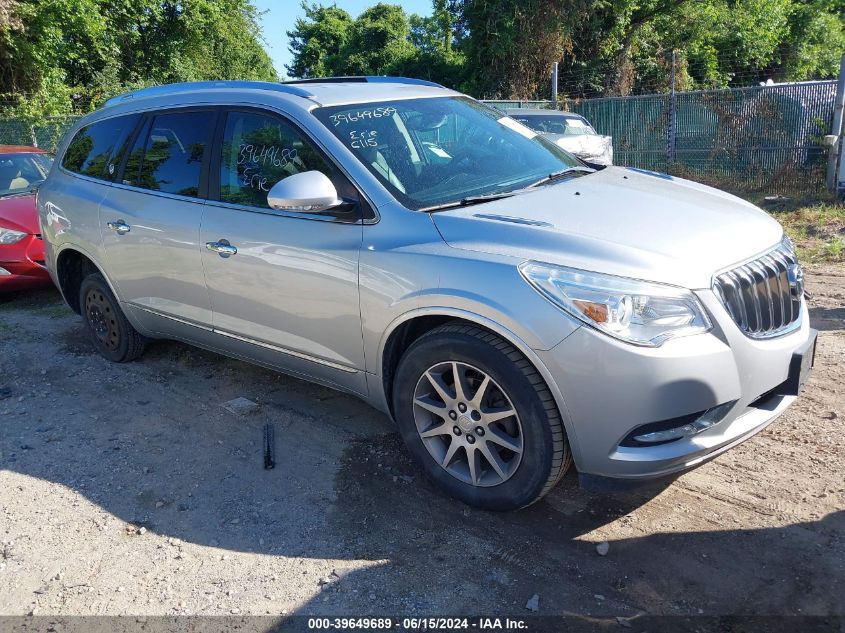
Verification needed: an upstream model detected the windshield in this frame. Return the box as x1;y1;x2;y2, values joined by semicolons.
0;152;53;197
509;114;597;137
313;97;582;210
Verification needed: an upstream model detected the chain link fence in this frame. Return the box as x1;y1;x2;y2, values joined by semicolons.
0;115;80;151
486;80;838;195
1;81;838;196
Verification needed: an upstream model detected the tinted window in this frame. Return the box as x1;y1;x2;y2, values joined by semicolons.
219;111;332;208
129;111;214;197
62;114;139;180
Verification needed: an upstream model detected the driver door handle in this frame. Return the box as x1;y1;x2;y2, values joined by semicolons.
206;240;238;257
106;220;131;235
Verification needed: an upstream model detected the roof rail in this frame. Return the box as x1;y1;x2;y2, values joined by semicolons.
103;81;313;108
283;76;445;89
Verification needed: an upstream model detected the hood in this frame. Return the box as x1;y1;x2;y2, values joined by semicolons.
546;133;613;165
430;166;783;289
0;192;38;234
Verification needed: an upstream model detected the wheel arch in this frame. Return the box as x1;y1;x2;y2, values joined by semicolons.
54;245;119;315
378;308;581;465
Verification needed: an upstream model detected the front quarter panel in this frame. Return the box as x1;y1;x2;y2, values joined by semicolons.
360;201;583;376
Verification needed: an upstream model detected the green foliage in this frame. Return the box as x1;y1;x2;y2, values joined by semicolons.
285;3;353;78
286;0;465;88
285;0;843;99
1;0;842;119
777;0;845;80
409;0;454;53
343;3;417;75
559;0;844;96
772;202;845;263
460;0;573;98
0;0;277;118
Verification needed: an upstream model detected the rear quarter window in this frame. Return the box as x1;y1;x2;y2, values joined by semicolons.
62;114;140;181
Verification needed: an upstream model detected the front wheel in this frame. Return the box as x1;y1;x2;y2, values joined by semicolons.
392;323;571;510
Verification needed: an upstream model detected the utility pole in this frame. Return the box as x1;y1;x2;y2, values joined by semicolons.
827;53;845;198
551;62;559;108
667;50;677;165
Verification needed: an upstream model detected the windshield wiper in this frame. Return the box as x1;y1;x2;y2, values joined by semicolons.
421;190;521;213
527;167;595;189
420;168;594;212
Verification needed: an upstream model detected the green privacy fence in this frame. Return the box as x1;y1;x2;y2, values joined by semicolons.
486;80;838;195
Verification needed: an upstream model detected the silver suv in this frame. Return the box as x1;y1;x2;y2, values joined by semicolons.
38;78;816;510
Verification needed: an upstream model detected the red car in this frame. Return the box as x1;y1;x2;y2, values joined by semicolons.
0;145;54;292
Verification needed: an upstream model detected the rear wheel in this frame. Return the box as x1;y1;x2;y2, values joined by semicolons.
79;273;145;363
393;323;571;510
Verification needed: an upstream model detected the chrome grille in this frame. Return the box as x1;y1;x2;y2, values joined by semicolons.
713;241;802;338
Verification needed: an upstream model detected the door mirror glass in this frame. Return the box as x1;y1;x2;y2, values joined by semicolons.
266;171;342;212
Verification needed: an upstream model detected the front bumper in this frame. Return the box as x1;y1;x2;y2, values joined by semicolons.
536;288;814;479
0;234;52;292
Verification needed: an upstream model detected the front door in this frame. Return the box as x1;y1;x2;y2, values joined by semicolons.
100;108;217;330
200;108;366;394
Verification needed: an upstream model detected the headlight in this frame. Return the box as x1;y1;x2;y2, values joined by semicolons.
519;262;712;346
0;227;27;245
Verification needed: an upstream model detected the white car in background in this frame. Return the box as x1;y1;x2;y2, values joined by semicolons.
506;108;614;166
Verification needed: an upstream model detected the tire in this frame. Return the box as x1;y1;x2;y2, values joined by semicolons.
79;273;146;363
392;322;571;510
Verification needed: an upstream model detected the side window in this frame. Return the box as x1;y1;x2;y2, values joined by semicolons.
62;114;139;180
127;110;214;198
219;111;333;208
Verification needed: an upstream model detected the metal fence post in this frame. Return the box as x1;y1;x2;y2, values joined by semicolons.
828;53;845;197
667;50;677;166
551;62;559;108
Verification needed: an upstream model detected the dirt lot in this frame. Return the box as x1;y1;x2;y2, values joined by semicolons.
0;266;843;621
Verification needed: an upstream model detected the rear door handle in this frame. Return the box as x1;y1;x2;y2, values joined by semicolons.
206;240;238;258
107;220;131;235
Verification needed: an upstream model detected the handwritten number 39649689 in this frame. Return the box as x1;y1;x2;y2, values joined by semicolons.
237;143;298;192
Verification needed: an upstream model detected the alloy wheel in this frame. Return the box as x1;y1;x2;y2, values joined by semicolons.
412;361;524;487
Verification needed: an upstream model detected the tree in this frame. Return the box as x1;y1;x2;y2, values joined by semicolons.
777;0;845;81
285;1;466;87
409;0;455;53
341;3;417;75
396;1;465;88
460;0;574;99
285;2;353;78
0;0;277;117
550;0;844;97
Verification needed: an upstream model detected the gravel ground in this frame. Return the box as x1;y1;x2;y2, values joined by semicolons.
0;266;842;619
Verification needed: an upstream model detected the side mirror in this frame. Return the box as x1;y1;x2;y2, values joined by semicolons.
267;171;343;213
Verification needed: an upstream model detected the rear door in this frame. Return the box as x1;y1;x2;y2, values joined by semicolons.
100;108;217;330
199;107;366;393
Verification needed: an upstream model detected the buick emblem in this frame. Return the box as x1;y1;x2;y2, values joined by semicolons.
787;263;804;299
